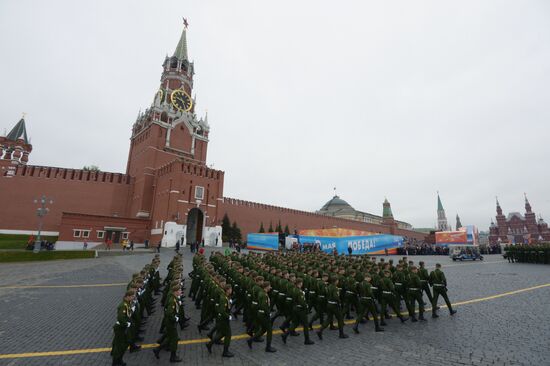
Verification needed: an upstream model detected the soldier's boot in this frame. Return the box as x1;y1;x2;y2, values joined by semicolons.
329;322;337;330
253;336;264;342
206;341;213;354
450;309;457;316
316;330;323;340
374;319;384;332
339;329;349;339
304;336;315;345
222;345;234;358
380;319;387;326
411;315;418;322
281;331;289;344
169;352;182;363
265;342;277;353
246;337;253;349
432;311;439;318
289;330;300;337
153;347;161;359
352;323;360;334
129;343;142;353
399;315;409;323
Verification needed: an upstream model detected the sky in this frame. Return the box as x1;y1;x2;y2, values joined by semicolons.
1;0;549;230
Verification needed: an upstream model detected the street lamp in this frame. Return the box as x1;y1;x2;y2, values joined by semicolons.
33;195;54;253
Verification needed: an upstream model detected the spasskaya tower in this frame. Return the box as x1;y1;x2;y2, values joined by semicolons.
126;21;214;221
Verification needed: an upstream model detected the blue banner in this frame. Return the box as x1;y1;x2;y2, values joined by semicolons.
292;234;403;255
247;233;279;251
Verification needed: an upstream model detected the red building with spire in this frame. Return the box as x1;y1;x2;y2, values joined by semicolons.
0;23;426;247
489;196;550;244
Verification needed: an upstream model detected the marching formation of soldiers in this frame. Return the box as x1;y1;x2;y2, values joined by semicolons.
504;244;550;264
111;254;162;366
189;250;457;357
152;253;190;363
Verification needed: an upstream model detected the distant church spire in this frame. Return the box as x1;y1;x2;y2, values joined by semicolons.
456;214;462;230
437;192;449;231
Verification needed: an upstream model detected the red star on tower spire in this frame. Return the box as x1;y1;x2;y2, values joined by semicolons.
183;17;189;29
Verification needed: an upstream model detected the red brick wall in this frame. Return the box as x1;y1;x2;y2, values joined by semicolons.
219;198;426;241
0;165;132;233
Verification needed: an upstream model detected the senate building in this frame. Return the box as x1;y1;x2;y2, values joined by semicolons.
0;23;426;247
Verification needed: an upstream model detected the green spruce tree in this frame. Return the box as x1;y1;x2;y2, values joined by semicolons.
232;221;242;243
221;213;231;242
284;225;290;235
259;222;265;233
276;220;283;234
268;222;274;233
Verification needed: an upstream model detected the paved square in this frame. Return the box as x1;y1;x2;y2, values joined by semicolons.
0;248;549;366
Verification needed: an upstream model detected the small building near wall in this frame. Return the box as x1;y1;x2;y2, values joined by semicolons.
58;212;150;245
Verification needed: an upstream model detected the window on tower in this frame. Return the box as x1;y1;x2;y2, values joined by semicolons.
170;58;178;69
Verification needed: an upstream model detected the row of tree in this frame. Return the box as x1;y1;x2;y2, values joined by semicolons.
258;220;291;235
221;213;242;243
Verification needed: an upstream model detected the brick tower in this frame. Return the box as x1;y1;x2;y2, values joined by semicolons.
126;23;211;220
382;198;397;234
437;192;450;231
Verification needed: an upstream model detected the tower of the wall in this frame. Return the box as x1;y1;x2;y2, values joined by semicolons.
437;193;450;231
126;24;210;219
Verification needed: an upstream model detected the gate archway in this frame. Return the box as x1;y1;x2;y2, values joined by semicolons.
186;208;204;245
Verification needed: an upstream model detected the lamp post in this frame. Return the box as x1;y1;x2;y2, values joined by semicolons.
34;195;53;253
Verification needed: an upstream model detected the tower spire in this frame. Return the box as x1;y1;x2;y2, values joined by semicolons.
5;116;29;144
383;197;393;218
173;18;189;61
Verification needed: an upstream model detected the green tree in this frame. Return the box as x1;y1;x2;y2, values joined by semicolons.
83;165;100;172
268;222;274;233
259;222;265;233
284;224;290;235
232;221;242;243
276;220;283;234
221;213;231;242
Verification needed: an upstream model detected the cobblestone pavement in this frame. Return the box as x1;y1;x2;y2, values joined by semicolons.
1;248;549;366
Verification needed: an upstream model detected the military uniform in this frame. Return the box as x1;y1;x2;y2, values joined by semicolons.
429;266;456;317
111;296;132;366
406;269;426;321
316;278;348;339
353;278;383;333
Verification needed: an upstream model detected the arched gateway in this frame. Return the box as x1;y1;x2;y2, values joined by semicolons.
186;208;204;245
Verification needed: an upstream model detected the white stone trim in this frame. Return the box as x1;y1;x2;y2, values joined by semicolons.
0;229;59;236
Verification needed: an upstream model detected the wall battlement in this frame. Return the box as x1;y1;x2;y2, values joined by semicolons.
156;159;224;180
8;165;132;184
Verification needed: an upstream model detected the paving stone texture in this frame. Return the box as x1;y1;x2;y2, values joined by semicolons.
0;248;549;366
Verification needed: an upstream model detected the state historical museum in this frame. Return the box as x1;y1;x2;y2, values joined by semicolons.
0;25;425;246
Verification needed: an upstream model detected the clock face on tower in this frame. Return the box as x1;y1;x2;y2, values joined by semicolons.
170;89;193;112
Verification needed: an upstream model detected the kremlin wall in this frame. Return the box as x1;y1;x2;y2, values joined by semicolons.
0;25;426;246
